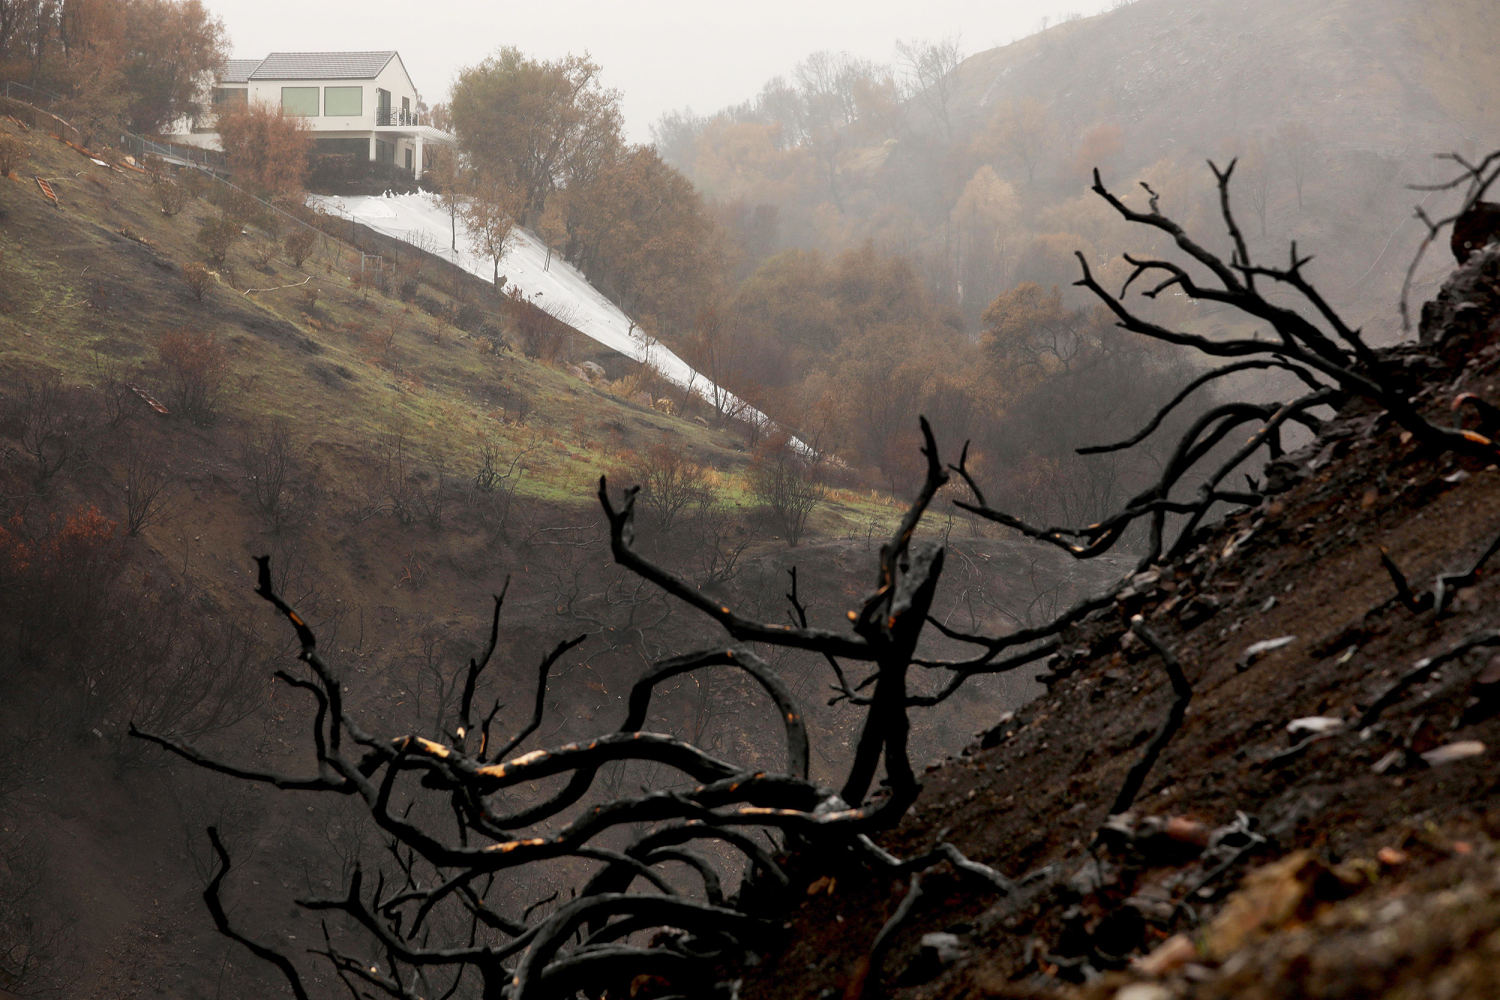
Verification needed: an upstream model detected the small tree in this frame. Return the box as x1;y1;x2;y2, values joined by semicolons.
464;176;523;287
748;432;825;546
424;145;464;252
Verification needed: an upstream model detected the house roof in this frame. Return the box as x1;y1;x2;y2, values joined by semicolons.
222;58;264;84
248;51;398;81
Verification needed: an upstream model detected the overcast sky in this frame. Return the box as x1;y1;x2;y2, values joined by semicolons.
199;0;1116;141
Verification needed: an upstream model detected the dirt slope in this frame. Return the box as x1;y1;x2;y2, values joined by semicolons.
737;244;1500;999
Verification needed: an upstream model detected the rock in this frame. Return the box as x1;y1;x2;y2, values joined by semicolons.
1204;850;1319;958
1237;635;1296;670
1419;241;1500;367
1131;933;1196;976
580;360;606;381
1262;457;1306;493
917;932;967;965
1285;716;1343;739
1115;984;1174;1000
1451;200;1500;263
900;932;969;984
1461;657;1500;724
1177;594;1220;628
1376;846;1409;868
1419;740;1485;767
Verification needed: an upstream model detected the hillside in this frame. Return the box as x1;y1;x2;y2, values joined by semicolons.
670;0;1500;340
0;100;1119;998
733;242;1500;996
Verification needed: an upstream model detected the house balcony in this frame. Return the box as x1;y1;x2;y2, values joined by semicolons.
375;107;423;127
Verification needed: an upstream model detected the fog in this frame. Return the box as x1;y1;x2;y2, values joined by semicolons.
199;0;1117;140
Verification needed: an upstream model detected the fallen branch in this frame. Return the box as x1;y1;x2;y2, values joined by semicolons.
241;273;312;296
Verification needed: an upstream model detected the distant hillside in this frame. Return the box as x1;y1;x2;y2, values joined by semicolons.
668;0;1500;339
950;0;1498;154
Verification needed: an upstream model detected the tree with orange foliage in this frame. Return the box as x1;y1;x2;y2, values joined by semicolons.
463;172;523;288
116;0;225;134
215;99;312;198
47;0;225;134
450;47;622;226
563;144;723;337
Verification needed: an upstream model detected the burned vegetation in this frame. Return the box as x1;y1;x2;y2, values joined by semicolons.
135;150;1500;999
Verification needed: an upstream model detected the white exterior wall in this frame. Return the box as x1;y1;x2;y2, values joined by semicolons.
246;58;417;132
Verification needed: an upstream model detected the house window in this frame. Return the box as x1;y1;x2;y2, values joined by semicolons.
314;138;369;158
281;86;319;116
375;140;395;164
324;86;362;117
211;87;246;108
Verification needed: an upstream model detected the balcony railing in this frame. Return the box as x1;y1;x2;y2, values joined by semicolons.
375;108;422;127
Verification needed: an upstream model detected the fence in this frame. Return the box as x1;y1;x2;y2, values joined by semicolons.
1;79;226;170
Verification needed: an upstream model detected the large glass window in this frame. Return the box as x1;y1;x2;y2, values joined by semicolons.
324;86;362;117
211;87;247;108
280;86;319;116
315;138;369;158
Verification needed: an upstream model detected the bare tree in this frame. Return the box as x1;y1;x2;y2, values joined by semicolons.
239;419;295;532
953;160;1498;570
12;375;83;489
120;437;176;536
134;420;1046;999
896;36;963;142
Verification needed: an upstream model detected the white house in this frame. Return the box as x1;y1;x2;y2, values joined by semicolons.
173;50;453;179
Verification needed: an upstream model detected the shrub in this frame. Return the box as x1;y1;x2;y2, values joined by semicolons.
631;442;708;530
158;329;228;425
196;214;239;267
284;227;316;268
182;261;213;302
152;173;186;216
748;433;825;546
0;505;123;663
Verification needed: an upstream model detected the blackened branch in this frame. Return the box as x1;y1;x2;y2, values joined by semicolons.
1105;617;1193;820
204;827;312;1000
